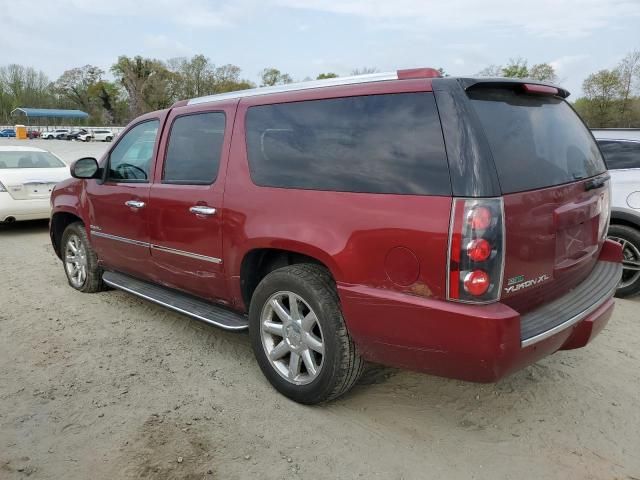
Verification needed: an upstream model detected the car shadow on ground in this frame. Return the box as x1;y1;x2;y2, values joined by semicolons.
0;219;49;235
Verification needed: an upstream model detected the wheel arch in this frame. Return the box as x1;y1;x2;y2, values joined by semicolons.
610;208;640;231
238;246;341;312
50;211;84;259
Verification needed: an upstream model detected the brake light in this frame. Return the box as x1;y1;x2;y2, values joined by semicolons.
466;238;491;262
447;198;505;303
464;270;490;296
522;83;558;96
397;68;442;79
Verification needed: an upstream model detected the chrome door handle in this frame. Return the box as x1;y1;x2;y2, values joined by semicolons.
125;200;145;209
189;206;216;216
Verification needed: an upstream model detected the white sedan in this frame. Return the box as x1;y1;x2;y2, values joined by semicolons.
0;146;70;223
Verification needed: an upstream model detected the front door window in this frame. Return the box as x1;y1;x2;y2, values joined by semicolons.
108;120;160;182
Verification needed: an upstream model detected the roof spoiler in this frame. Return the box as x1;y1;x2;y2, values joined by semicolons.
459;78;570;98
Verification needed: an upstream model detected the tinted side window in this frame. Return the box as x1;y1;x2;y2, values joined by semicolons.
108;120;159;182
163;112;225;184
245;93;450;195
598;140;640;169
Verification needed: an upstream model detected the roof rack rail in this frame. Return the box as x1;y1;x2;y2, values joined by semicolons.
186;67;442;106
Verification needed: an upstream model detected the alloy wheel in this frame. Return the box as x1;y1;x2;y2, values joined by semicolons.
64;234;88;288
260;291;325;385
608;235;640;289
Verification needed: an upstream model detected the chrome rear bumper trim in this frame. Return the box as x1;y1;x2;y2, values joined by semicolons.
521;283;617;347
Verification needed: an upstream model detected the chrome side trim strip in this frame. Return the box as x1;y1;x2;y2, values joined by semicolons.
150;244;222;264
520;283;618;348
102;277;247;331
91;231;150;248
91;231;222;264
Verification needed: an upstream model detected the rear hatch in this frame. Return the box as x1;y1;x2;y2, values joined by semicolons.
467;85;609;314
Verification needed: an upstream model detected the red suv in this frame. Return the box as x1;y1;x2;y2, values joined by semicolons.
50;68;622;404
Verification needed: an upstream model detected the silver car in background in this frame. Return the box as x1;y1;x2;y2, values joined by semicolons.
593;128;640;297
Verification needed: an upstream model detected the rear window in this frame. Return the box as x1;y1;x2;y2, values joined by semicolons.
469;88;606;193
597;140;640;169
245;93;451;195
0;151;65;169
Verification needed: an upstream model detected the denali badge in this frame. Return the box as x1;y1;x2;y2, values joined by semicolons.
504;274;551;293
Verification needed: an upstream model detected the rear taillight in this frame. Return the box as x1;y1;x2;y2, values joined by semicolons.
447;198;505;303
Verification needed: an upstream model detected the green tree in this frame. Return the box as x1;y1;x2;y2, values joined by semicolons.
168;56;255;99
316;72;338;80
111;55;175;118
53;65;104;112
260;68;293;87
528;63;558;83
167;54;214;99
616;50;640;126
501;58;529;78
0;64;55;123
477;64;503;77
581;69;623;127
478;59;557;82
88;80;128;125
210;64;254;93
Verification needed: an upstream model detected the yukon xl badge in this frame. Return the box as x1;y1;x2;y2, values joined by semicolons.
504;274;551;294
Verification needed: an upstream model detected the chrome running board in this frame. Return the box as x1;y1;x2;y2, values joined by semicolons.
103;271;248;331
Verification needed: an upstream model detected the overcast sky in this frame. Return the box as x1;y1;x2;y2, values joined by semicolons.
1;0;639;97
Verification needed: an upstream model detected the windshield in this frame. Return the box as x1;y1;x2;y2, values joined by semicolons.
469;88;606;193
0;151;66;169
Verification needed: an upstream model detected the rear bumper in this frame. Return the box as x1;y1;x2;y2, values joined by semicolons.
338;240;622;382
0;193;51;222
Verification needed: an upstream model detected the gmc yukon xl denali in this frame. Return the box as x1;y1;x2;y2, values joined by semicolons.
50;68;622;404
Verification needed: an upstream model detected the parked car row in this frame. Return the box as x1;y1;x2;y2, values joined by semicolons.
0;128;41;138
0;128;116;141
40;128;115;142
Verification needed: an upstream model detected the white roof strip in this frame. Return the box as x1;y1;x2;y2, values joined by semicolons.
187;71;399;106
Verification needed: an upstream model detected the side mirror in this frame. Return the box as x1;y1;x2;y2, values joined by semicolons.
71;157;100;179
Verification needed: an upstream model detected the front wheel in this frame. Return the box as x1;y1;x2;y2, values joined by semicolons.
61;222;104;293
608;224;640;298
249;264;364;404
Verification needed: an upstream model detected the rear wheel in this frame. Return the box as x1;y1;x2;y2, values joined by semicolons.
61;222;104;293
608;224;640;298
105;136;112;142
249;264;364;404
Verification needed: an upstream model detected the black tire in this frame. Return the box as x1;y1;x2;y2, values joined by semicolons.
249;264;364;404
61;222;104;293
608;224;640;298
105;136;112;142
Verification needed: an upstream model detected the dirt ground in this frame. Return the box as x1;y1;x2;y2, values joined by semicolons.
1;139;640;480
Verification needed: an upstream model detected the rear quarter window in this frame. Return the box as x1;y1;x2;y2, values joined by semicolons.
597;140;640;169
245;92;451;195
469;88;606;193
